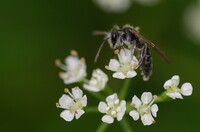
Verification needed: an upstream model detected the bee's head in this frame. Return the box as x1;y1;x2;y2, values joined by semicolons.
108;27;122;50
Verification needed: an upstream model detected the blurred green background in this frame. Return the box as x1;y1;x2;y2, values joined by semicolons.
1;0;200;131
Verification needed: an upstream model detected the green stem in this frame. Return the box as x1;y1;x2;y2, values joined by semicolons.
154;91;172;103
126;102;132;113
85;106;98;113
120;117;133;132
96;123;109;132
119;79;132;99
87;91;105;101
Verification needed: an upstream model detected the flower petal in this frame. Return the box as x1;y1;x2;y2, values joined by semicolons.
131;95;141;108
126;70;137;78
141;114;154;126
83;84;100;92
75;109;85;119
65;56;79;71
181;83;193;96
166;93;176;99
59;94;74;109
106;93;118;104
63;77;79;85
174;92;183;99
171;75;180;86
141;92;153;104
72;87;83;100
60;110;74;122
81;95;87;107
151;104;158;117
95;69;108;83
129;110;139;121
166;92;183;99
107;59;120;71
118;48;132;64
163;80;172;89
98;102;108;113
120;100;126;112
102;115;114;124
83;68;108;92
117;111;125;121
113;72;126;79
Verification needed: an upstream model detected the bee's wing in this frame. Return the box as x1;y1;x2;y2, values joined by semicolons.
130;28;170;63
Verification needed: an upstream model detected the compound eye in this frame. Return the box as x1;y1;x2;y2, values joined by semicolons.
111;32;118;45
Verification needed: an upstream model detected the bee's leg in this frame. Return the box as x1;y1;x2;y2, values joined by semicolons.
140;45;152;81
135;43;147;68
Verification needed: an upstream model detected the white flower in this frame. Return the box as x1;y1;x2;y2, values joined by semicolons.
98;93;126;124
55;50;87;84
93;0;132;13
129;92;158;126
83;69;108;92
56;87;87;122
106;48;138;79
163;75;193;99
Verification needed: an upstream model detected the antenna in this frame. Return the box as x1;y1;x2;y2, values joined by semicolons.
94;39;107;62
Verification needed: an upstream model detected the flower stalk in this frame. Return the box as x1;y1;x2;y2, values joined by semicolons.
120;117;133;132
96;123;109;132
154;92;172;103
119;78;132;99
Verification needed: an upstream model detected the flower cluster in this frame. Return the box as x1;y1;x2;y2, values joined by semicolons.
55;50;86;84
129;92;158;125
56;87;87;121
98;93;126;124
164;75;193;99
105;48;138;79
55;49;193;130
83;69;108;92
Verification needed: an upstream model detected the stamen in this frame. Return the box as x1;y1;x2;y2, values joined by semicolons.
111;110;116;115
56;103;60;108
114;49;119;54
64;88;75;99
55;59;62;66
59;72;65;78
105;65;109;69
106;107;110;111
70;50;78;56
56;60;67;71
116;106;121;112
64;88;69;93
153;95;158;100
80;57;85;62
114;99;119;104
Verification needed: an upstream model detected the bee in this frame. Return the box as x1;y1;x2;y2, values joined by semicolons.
93;25;170;81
